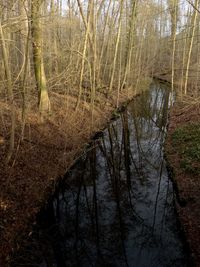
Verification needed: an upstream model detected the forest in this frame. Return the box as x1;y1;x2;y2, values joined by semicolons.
0;0;200;266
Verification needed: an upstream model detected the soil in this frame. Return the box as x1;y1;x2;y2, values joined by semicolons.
157;75;200;267
0;81;150;267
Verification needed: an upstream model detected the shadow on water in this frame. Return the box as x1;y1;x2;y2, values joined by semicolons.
12;82;189;267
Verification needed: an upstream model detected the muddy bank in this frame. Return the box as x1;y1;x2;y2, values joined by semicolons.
0;80;151;266
164;95;200;266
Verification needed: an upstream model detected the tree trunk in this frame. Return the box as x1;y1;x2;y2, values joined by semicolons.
109;0;124;93
184;0;199;94
31;0;51;115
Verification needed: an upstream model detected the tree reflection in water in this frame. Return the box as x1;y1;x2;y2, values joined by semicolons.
12;82;188;267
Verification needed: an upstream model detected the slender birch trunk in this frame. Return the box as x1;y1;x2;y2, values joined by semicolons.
184;0;199;94
170;0;179;93
109;0;124;93
75;0;91;110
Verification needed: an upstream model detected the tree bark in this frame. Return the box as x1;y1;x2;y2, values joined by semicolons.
31;0;51;115
184;0;199;94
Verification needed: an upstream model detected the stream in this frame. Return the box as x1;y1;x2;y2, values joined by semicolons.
13;81;189;267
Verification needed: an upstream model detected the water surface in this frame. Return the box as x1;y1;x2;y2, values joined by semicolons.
13;82;188;267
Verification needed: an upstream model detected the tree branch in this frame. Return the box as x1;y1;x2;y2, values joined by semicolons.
186;0;200;13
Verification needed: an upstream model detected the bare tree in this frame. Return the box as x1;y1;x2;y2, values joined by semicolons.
31;0;51;115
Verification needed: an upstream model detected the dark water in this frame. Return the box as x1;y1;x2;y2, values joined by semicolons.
12;82;188;267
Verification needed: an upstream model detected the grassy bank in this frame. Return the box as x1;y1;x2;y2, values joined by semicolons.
172;123;200;176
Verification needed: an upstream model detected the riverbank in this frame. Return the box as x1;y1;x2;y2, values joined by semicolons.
156;75;200;266
9;81;188;267
165;101;200;267
0;80;151;266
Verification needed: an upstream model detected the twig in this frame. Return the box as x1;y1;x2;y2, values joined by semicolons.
186;0;200;13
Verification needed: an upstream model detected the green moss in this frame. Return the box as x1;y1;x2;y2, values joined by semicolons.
172;123;200;175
